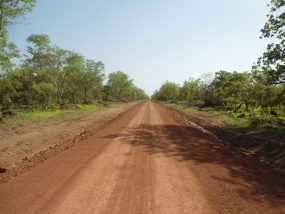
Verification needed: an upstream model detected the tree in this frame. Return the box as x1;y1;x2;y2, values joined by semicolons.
0;30;20;72
107;71;133;101
123;85;148;102
0;0;37;35
80;60;105;102
155;81;180;101
32;82;56;110
200;72;215;106
151;90;160;100
0;0;37;72
211;70;232;106
63;52;85;103
251;65;278;86
24;34;89;102
0;70;21;110
258;0;285;83
221;72;252;110
179;78;201;104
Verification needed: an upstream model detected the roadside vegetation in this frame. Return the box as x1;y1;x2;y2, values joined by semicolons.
0;100;134;129
0;0;148;124
164;102;285;142
152;1;285;139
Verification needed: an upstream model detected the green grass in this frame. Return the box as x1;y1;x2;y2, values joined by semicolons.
166;102;285;141
22;109;73;119
77;104;102;112
0;101;131;129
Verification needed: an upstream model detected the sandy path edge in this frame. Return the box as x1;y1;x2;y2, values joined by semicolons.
0;101;144;181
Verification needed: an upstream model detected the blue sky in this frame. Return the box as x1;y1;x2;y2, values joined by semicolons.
9;0;271;96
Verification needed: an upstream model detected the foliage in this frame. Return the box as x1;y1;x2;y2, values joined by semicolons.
0;33;148;111
0;0;37;34
0;30;20;72
152;65;285;129
105;71;148;102
179;78;201;102
258;0;285;84
151;81;179;101
0;0;37;73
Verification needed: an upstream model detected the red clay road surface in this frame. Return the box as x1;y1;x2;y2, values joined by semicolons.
0;101;285;213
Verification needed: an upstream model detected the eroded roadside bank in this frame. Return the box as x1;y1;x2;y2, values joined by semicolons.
160;102;285;172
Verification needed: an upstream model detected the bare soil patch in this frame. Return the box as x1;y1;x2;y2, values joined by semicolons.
0;102;142;182
161;103;285;172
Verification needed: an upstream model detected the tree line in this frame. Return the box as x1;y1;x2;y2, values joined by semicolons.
151;68;285;112
0;1;148;111
0;34;148;110
152;0;285;114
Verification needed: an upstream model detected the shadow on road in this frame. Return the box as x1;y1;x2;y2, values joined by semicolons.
102;123;285;206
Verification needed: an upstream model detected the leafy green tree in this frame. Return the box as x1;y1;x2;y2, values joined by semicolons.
257;85;281;111
199;72;216;106
157;81;180;101
0;70;22;110
211;70;232;106
80;60;105;102
107;71;133;101
258;0;285;83
64;52;85;103
0;30;20;72
0;0;37;35
151;90;160;100
179;78;202;104
251;65;285;110
17;62;43;109
221;72;252;110
102;85;112;101
0;0;37;72
24;34;89;102
32;82;56;110
251;65;278;86
123;85;148;102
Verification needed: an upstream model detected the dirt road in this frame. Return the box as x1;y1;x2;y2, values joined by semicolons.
0;101;284;213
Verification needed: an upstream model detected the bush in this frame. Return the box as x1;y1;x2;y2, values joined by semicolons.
96;99;104;105
48;102;59;111
248;114;278;128
103;102;109;107
248;99;258;110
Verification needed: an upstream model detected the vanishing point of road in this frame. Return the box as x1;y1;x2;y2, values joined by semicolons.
0;101;284;213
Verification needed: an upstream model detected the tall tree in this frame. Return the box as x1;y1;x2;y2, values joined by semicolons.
0;0;37;35
0;0;37;72
0;70;21;109
200;72;215;106
24;34;76;101
64;52;85;103
80;60;105;102
179;78;201;103
259;0;285;83
157;81;180;101
107;71;133;101
0;30;20;72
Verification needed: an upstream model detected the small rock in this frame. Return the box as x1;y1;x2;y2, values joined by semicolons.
0;163;15;172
